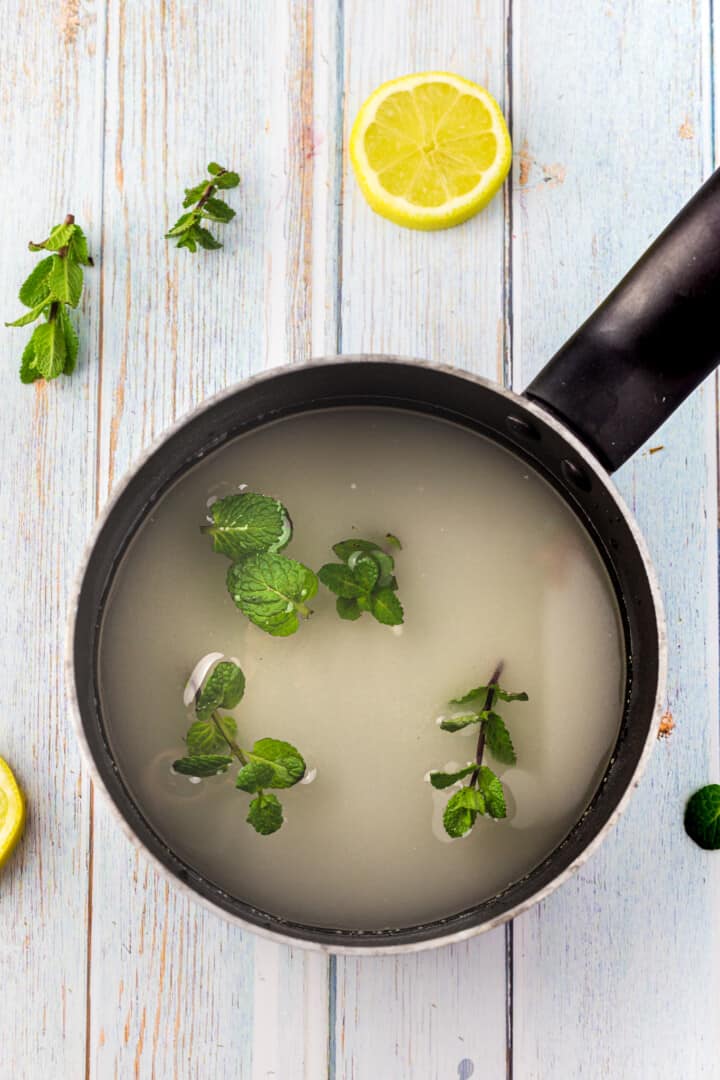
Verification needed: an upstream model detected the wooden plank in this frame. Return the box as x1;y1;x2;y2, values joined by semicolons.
332;3;510;1076
88;2;334;1077
511;2;720;1076
0;1;104;1075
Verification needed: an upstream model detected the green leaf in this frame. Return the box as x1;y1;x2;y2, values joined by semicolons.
182;181;208;207
684;784;720;849
59;309;79;375
318;562;367;599
484;712;516;765
207;161;224;175
67;226;92;265
6;300;49;327
439;713;482;733
494;688;529;703
32;319;66;380
226;552;317;636
369;550;395;588
443;788;485;838
172;754;233;777
214;170;240;189
429;764;476;789
235;760;275;793
195;660;246;720
371;588;404;625
477;766;507;818
165;211;197;238
202;197;235;222
195;226;223;250
332;538;380;562
18;256;54;307
385;533;402;549
176;233;198;252
336;597;362;620
186;720;226;755
449;685;494;706
247;792;283;835
19;337;41;384
347;553;379;593
201;493;292;559
48;255;83;307
37;222;76;251
245;738;305;789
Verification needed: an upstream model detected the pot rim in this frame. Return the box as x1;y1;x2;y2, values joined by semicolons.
66;355;667;954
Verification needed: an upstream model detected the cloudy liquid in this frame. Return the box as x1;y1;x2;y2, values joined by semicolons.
99;408;625;930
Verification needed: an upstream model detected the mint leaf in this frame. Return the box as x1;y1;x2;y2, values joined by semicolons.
246;738;305;789
207;161;223;175
195;226;223;250
385;533;402;549
494;688;529;702
202;493;291;559
439;713;482;732
332;538;380;562
68;226;92;265
449;685;494;706
685;784;720;850
195;660;246;719
32;320;66;380
318;562;367;599
371;588;403;625
235;760;275;793
18;256;53;307
348;553;379;593
369;550;395;588
176;233;197;252
336;597;362;620
226;552;317;636
6;300;49;327
48;255;83;307
182;181;208;207
443;788;486;838
247;792;283;835
19;338;41;384
429;764;476;789
484;712;516;765
477;765;506;818
165;211;197;238
173;754;233;777
59;308;79;375
214;170;240;189
202;197;235;222
35;222;76;251
186;720;226;755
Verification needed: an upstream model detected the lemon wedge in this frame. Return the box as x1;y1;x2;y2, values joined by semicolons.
0;757;25;869
350;71;511;230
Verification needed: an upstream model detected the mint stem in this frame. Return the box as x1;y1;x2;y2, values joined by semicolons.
210;709;248;766
469;661;504;787
195;170;226;213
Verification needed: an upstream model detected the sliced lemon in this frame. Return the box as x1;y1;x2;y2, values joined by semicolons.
0;757;26;869
350;71;512;230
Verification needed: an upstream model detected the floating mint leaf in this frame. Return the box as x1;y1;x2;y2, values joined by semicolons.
226;552;317;636
18;256;53;307
443;788;486;838
477;765;506;818
173;754;233;777
348;552;380;593
235;760;276;793
484;712;516;765
239;738;305;790
247;792;283;835
369;549;395;588
195;660;246;720
332;538;380;562
429;764;477;789
186;720;227;755
385;533;402;549
318;562;367;599
336;597;362;620
685;784;720;850
202;493;292;559
371;588;403;625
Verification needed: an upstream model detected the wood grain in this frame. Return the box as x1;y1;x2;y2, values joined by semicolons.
0;1;103;1075
510;2;720;1076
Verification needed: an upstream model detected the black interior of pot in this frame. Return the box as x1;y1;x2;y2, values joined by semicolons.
72;360;660;947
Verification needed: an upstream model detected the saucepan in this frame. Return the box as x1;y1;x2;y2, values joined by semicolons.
69;168;720;952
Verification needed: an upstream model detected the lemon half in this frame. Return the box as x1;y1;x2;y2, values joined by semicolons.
350;71;512;230
0;757;25;869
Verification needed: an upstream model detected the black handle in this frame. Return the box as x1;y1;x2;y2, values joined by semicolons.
525;167;720;472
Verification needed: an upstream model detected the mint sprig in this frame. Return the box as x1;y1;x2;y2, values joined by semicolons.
319;537;404;625
430;663;528;839
685;784;720;850
173;659;306;835
165;162;239;252
6;214;92;383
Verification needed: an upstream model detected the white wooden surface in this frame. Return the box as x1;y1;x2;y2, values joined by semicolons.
1;2;719;1077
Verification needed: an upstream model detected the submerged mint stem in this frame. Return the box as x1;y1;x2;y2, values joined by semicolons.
469;660;504;787
210;709;248;766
